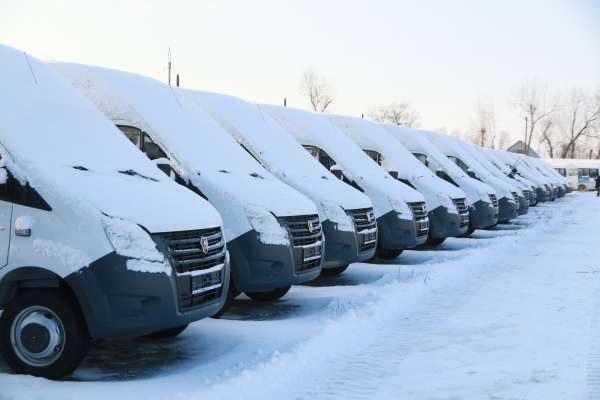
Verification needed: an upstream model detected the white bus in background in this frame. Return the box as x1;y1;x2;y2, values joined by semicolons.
545;159;600;191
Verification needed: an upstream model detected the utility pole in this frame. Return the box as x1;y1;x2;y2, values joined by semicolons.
164;48;176;86
284;98;286;107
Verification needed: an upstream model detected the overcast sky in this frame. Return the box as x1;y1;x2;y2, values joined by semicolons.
1;0;599;146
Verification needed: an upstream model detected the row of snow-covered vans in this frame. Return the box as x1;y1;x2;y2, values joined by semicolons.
0;44;571;379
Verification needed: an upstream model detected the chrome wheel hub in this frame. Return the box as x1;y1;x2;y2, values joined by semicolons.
10;306;65;367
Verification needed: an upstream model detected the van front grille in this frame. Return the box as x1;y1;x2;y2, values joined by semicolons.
160;227;225;310
347;207;376;232
511;191;519;201
489;193;498;208
281;214;322;273
453;198;469;228
407;202;428;219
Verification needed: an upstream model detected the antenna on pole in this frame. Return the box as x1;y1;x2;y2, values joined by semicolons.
164;47;176;86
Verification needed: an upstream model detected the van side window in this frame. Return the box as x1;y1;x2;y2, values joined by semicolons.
448;156;468;173
11;175;52;211
117;126;142;149
142;134;168;161
590;169;599;179
302;146;337;171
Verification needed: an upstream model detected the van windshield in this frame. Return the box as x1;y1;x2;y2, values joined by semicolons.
448;156;468;173
119;126;141;148
142;133;168;161
304;145;336;171
363;150;382;166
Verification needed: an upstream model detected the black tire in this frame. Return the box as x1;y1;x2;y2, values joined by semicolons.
429;238;446;246
320;265;349;276
210;277;237;319
377;249;403;260
0;289;90;380
143;324;189;339
244;285;291;301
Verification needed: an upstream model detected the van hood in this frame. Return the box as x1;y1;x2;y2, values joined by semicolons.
284;174;373;212
411;175;466;199
197;170;317;217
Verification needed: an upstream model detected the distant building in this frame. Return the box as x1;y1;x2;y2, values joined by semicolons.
506;140;540;158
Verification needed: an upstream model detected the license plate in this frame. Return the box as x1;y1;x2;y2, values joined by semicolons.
420;220;429;231
192;270;222;294
303;244;322;261
363;231;377;244
461;214;469;223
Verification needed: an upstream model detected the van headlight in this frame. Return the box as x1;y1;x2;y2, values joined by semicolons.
245;205;290;246
516;189;523;197
437;193;457;212
388;197;414;220
321;202;354;232
103;218;164;262
476;190;490;203
502;188;514;200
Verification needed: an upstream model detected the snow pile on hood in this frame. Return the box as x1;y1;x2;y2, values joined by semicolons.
244;205;290;245
257;104;424;208
50;62;316;220
0;44;221;234
178;90;371;212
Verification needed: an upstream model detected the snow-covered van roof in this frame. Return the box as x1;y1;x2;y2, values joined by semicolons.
0;44;221;233
257;104;424;203
51;63;316;218
417;130;493;180
179;90;371;211
385;125;468;180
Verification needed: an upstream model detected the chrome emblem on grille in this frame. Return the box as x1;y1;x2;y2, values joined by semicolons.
308;221;314;233
200;236;209;253
367;212;372;222
422;205;426;213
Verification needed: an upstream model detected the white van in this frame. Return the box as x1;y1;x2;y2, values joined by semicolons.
316;115;468;246
0;45;230;378
258;105;428;259
52;63;324;314
179;90;377;273
546;159;597;191
452;140;530;216
385;125;498;234
418;131;519;223
476;146;538;207
491;150;551;202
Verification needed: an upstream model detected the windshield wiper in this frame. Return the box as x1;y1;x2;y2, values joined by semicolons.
118;169;158;182
250;172;263;179
72;166;88;171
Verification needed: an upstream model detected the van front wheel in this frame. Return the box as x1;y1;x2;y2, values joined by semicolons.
244;286;291;301
0;289;90;380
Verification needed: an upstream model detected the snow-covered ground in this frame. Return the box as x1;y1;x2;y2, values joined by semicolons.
1;193;598;400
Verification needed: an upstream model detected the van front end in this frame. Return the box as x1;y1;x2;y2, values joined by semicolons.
497;193;519;222
377;201;429;250
433;197;469;239
516;190;529;216
66;228;230;341
228;214;323;294
320;207;377;269
469;193;498;229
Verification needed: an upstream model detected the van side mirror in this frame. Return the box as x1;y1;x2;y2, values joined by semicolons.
330;164;343;180
388;168;399;180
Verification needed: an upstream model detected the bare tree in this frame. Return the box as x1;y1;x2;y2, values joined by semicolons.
509;77;561;156
298;67;335;112
537;118;558;158
558;87;600;158
495;130;510;150
367;102;420;128
469;96;496;147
